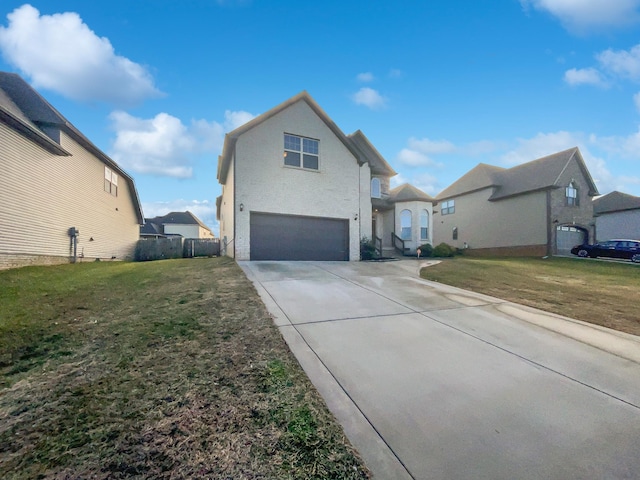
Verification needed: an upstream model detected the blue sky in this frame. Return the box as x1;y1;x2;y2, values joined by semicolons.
2;1;640;234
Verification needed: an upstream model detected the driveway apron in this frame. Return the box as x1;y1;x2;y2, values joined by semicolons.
240;260;640;480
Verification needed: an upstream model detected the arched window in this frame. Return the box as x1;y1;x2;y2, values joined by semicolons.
371;178;381;198
566;181;578;206
420;210;429;240
400;209;412;240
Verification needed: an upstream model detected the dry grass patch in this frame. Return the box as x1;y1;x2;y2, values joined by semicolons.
0;258;370;479
420;256;640;337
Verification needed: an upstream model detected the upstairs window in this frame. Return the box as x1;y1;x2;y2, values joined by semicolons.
104;166;118;197
441;199;455;215
420;210;429;240
566;182;579;206
371;178;381;198
284;134;319;170
400;209;412;240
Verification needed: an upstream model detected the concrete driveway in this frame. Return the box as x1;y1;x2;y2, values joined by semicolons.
239;260;640;480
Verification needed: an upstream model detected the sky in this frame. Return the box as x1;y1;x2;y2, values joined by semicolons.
2;0;640;235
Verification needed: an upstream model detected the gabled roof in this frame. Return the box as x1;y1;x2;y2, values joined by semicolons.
217;91;363;184
437;147;599;201
149;211;212;230
347;130;396;176
389;183;434;202
0;72;144;224
437;163;504;200
593;191;640;215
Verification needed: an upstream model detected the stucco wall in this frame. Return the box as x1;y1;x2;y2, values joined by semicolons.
219;158;235;257
0;124;140;269
433;188;547;251
359;163;372;244
393;200;434;253
596;210;640;241
232;101;363;261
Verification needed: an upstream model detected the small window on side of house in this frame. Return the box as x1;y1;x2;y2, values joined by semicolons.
452;227;458;240
420;209;429;240
104;166;118;197
441;199;455;215
400;209;412;240
566;182;578;206
284;133;319;170
371;178;381;198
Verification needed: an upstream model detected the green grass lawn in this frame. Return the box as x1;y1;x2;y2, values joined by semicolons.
420;256;640;337
0;258;370;479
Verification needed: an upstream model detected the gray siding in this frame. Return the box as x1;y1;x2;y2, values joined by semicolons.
0;124;140;268
596;210;640;241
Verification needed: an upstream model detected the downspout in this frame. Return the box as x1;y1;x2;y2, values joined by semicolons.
68;227;79;263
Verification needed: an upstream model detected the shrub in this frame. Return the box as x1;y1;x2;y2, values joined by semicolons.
360;237;377;260
417;243;433;258
433;242;455;258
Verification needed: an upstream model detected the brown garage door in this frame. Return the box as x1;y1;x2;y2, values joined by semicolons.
250;212;349;261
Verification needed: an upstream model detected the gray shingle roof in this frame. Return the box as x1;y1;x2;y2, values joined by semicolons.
347;130;396;176
437;147;599;201
147;211;212;231
389;183;434;202
593;191;640;214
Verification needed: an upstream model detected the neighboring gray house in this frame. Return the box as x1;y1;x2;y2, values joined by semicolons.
593;191;640;241
141;211;215;239
216;91;433;260
434;147;599;256
0;72;144;270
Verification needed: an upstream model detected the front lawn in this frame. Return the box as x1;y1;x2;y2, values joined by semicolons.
0;258;370;479
420;256;640;337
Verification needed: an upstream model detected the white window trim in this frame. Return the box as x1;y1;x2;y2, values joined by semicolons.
371;178;381;198
283;133;320;171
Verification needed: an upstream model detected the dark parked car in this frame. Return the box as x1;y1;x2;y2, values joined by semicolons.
571;239;640;263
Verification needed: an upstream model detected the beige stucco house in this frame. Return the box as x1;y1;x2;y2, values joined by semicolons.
216;91;433;261
0;72;144;270
593;191;640;242
434;147;599;256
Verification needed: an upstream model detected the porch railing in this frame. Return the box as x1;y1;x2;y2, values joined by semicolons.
374;235;382;257
391;232;409;256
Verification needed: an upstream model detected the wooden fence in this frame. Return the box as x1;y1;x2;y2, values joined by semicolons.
134;237;220;262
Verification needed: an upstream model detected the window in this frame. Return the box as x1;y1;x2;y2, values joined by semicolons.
452;227;458;240
420;210;429;240
371;178;381;198
104;166;118;196
284;134;319;170
566;182;578;206
400;209;412;240
441;199;455;215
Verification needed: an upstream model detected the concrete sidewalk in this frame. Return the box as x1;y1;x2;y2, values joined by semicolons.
240;260;640;480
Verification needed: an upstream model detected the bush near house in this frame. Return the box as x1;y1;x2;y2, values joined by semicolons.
433;242;456;258
360;237;377;260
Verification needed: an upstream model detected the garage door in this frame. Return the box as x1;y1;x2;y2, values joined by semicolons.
556;225;587;256
250;212;349;261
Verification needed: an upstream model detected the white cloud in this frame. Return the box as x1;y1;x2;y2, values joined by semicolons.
109;109;256;177
143;199;219;235
596;45;640;81
356;72;374;82
351;87;387;110
408;137;456;155
388;69;403;79
0;4;161;106
501;131;583;165
521;0;640;33
396;148;435;167
634;92;640;112
564;67;608;87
